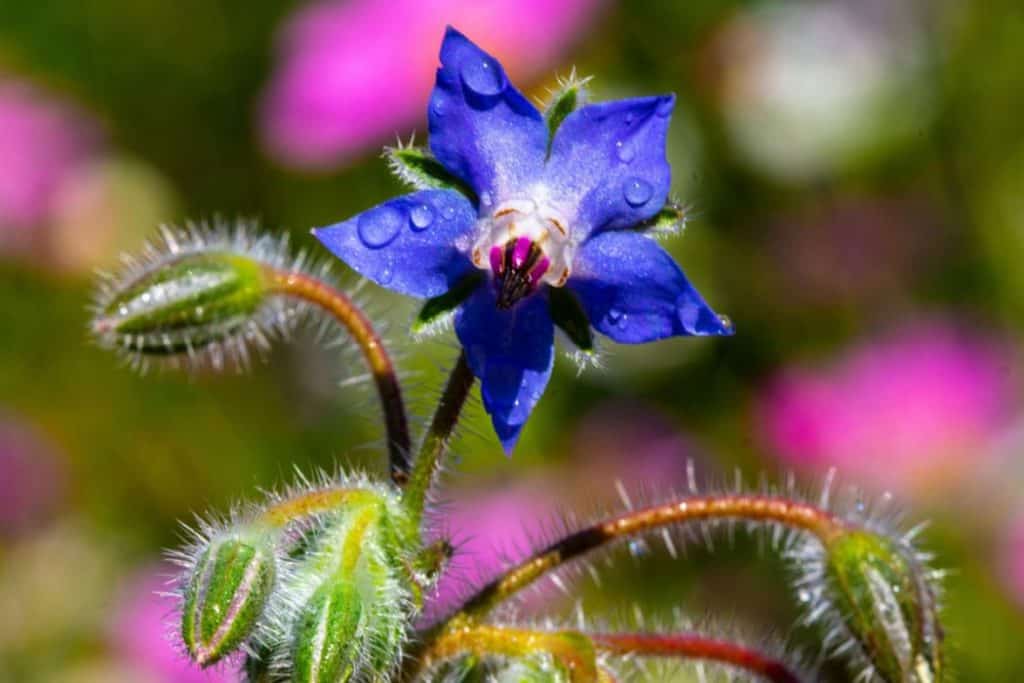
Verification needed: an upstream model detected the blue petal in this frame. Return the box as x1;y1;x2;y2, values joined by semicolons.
568;230;733;343
545;96;675;237
313;189;476;298
428;27;547;205
455;286;554;452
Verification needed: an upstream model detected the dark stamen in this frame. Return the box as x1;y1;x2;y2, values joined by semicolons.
495;238;547;309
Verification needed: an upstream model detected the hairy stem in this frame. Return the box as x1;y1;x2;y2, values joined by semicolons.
410;619;606;683
402;350;475;526
267;268;411;485
591;633;804;683
454;494;844;618
259;487;377;528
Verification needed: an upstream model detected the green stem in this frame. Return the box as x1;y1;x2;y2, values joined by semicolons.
402;350;475;526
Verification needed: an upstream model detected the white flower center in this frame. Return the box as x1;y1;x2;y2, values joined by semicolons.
470;197;574;308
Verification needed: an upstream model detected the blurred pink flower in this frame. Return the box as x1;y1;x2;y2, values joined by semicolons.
261;0;603;169
0;79;100;250
111;568;237;683
756;322;1016;497
0;416;65;537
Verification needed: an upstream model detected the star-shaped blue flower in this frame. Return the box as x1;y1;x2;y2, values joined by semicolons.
315;27;732;452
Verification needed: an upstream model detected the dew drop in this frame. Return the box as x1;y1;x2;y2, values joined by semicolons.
460;57;505;97
717;314;734;334
676;295;701;334
480;191;493;208
357;206;402;248
656;97;674;118
409;203;434;231
623;177;653;207
441;204;457;220
607;308;623;324
379;258;394;285
624;112;635;126
431;96;445;117
615;140;635;163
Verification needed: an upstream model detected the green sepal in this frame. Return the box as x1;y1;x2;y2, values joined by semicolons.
825;531;944;683
384;145;476;201
544;73;592;153
413;272;483;336
548;287;594;354
291;578;363;683
181;531;277;666
633;201;687;236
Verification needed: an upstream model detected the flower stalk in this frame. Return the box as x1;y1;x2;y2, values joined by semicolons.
266;267;411;485
402;350;475;526
590;633;803;683
453;493;844;619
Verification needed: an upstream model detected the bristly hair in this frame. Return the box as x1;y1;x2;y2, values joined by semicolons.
90;219;335;374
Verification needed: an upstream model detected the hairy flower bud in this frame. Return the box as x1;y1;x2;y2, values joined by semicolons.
825;530;944;682
181;530;277;666
91;224;310;370
282;497;412;683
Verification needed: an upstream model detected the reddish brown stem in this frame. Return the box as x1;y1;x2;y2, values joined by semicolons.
592;633;804;683
455;494;845;617
268;268;410;485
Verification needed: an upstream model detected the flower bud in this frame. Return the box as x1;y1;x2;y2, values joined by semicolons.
825;530;944;682
286;500;410;683
181;531;277;666
93;249;271;357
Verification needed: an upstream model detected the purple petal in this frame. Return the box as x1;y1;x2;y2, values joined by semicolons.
455;286;554;452
568;230;732;343
428;27;547;205
313;189;476;298
545;96;674;237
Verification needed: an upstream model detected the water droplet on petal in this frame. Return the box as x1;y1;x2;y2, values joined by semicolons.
441;204;456;220
460;57;505;97
357;206;402;248
623;177;653;207
676;295;701;334
409;203;434;231
608;308;623;324
480;191;493;208
431;96;445;117
624;112;635;126
717;314;734;334
615;140;635;163
379;257;394;285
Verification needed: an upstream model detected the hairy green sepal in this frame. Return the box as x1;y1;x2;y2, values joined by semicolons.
385;146;475;200
181;530;276;666
549;287;594;354
826;531;944;683
413;272;483;336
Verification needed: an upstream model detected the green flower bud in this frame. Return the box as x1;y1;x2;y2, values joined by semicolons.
93;250;271;357
825;530;944;683
182;531;277;666
287;498;412;683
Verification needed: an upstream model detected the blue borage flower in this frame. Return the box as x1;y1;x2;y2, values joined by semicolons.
315;27;733;452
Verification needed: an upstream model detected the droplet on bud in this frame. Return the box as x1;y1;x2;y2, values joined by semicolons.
824;530;944;682
181;531;277;667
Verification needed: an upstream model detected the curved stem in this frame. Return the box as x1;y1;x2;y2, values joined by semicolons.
402;350;475;527
591;633;804;683
454;494;844;618
409;620;605;683
267;268;411;486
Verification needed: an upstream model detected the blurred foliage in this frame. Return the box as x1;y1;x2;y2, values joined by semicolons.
2;0;1024;681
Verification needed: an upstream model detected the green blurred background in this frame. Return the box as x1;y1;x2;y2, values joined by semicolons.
2;0;1023;680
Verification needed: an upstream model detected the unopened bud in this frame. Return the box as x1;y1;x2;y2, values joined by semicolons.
93;250;270;356
825;530;944;682
181;531;276;667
